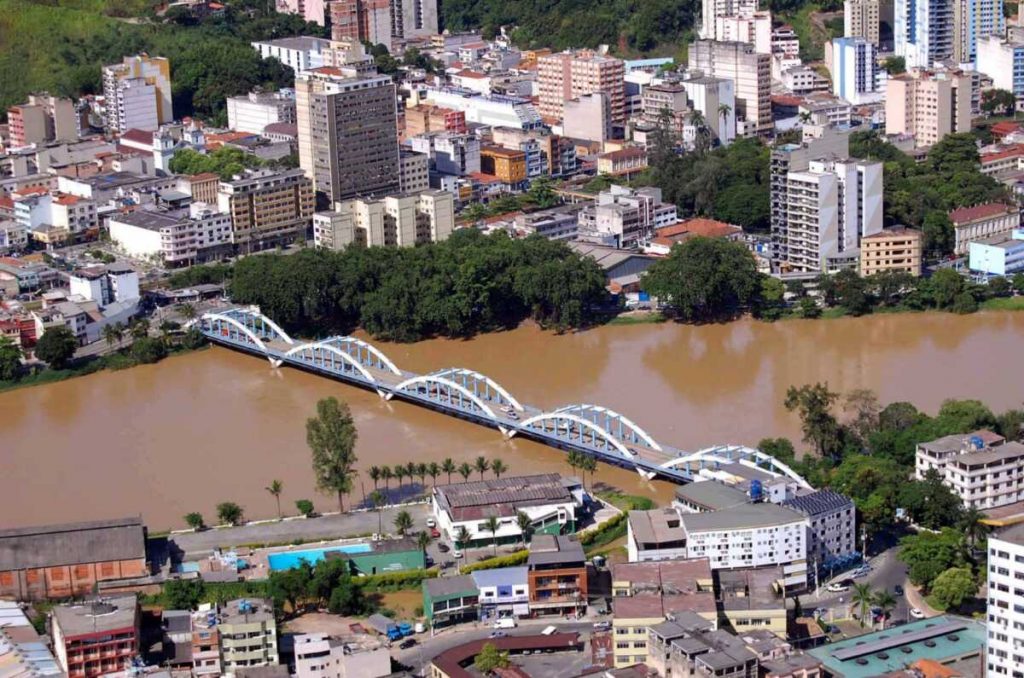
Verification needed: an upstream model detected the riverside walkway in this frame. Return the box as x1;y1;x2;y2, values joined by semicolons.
197;306;810;487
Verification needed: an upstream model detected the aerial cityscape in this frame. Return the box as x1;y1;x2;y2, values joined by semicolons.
2;0;1024;676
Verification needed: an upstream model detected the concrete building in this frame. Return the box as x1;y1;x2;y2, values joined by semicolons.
987;524;1024;676
646;614;761;678
562;92;612;143
977;36;1024;104
844;0;881;46
69;264;139;306
102;55;173;133
718;568;789;635
596;148;648;178
681;75;737;146
515;204;583;240
885;68;974;148
274;0;330;26
954;0;1005;65
423;575;479;627
109;204;233;266
420;87;543;130
398;150;430;194
781;490;857;572
948;202;1020;255
480;146;527;187
216;599;278;673
895;0;955;68
688;40;772;136
312;190;453;250
471;567;530;621
227;89;296;135
0;518;148;601
537;50;626;124
409;133;481;176
915;430;1024;509
431;474;581;549
292;632;391;678
714;11;772;54
52;596;139;677
969;228;1024;275
527;535;587;616
831;37;885;104
330;0;392;49
217;168;315;252
7;94;77;148
700;0;758;39
859;227;923;276
252;36;330;72
577;185;677;249
295;67;400;203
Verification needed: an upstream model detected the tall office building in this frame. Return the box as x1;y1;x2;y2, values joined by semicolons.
953;0;1005;64
977;36;1024;105
688;40;772;136
714;11;772;53
102;55;173;133
700;0;758;39
844;0;881;45
894;0;954;68
831;37;885;104
329;0;437;48
537;50;626;124
295;66;401;203
885;68;973;147
986;525;1024;676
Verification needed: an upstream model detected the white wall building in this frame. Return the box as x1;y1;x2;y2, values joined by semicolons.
701;0;758;39
421;87;543;130
714;11;772;54
313;190;454;250
293;633;391;678
409;133;481;176
895;0;955;68
577;185;677;249
831;37;886;104
108;204;233;267
227;89;297;135
681;74;737;146
916;430;1024;510
252;36;330;72
987;524;1024;676
977;36;1024;104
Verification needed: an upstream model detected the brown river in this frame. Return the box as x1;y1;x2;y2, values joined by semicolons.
3;311;1023;531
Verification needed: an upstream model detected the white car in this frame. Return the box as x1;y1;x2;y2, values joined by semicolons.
910;608;925;619
827;583;849;593
426;518;436;528
453;549;463;559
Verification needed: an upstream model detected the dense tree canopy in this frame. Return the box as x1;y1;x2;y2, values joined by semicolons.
169;147;264;180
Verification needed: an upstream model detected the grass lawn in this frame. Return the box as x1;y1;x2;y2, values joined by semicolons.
606;311;666;326
981;296;1024;311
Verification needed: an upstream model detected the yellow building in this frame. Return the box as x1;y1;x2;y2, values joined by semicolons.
480;146;527;185
859;227;923;277
718;569;789;635
217;168;314;252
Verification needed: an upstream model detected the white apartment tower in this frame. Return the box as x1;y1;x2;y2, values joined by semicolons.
688;40;772;136
986;525;1024;676
895;0;955;68
701;0;759;39
102;55;173;133
832;37;885;104
953;0;1005;65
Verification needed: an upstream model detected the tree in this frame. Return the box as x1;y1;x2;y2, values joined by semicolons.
217;501;244;526
35;327;78;368
269;565;313;615
958;506;990;549
883;56;906;74
381;466;393;496
129;318;150;340
0;337;23;382
758;437;796;463
988;276;1011;297
929;567;977;610
580;454;597;489
178;303;198;322
164;579;205;610
921;212;954;259
369;489;385;535
491;459;507;478
784;383;842;460
851;583;875;627
981;88;1017;116
844;389;881;443
307;397;359;513
458;462;473;481
415;462;428;488
328;570;368;615
456;525;471;549
369;465;382;488
184;512;205;531
516;511;533;548
295;499;315;517
394;509;413;536
474;643;510;674
1013;272;1024;294
417;529;431;552
427;461;441;487
131;336;168;364
899;529;966;590
484;515;500;556
442;458;456;484
798;296;821;319
474;456;491;480
951;291;978;314
394;464;407;488
102;323;122;350
266;479;284;520
899;469;964;530
873;590;896;629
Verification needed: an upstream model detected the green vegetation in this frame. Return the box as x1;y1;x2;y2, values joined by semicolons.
883;56;906;74
169;147;265;180
928;567;977;610
461;550;530;573
594;491;655;512
229;230;608;342
981;89;1017;117
167;263;232;289
474;643;511;674
34;327;78;369
981;295;1024;311
460;177;560;222
604;312;666;325
184;512;205;530
216;501;244;526
307;397;359;513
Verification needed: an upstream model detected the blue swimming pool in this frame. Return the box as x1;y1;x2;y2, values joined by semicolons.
267;543;373;570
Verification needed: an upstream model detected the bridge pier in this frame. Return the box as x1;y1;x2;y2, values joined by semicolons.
269;358;282;368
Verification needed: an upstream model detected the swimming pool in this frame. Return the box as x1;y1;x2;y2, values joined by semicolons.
267;543;373;570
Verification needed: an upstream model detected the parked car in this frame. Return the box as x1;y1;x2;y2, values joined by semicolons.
910;608;925;619
399;638;417;649
426;518;436;528
827;583;849;593
894;584;904;595
437;543;450;553
453;549;463;559
593;621;611;631
493;618;517;629
430;528;441;538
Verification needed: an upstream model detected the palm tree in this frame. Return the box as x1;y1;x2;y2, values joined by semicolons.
381;466;393;498
873;590;896;629
417;529;431;552
178;303;197;322
458;462;473;481
442;458;456;484
456;525;471;549
369;489;385;535
959;506;990;549
852;583;875;627
265;479;283;520
369;466;382;489
484;516;500;556
403;462;417;486
799;110;813;125
491;459;508;479
415;462;428;489
567;450;581;478
427;462;441;488
717;103;731;128
130;318;150;340
516;511;532;548
394;464;407;488
474;456;490;480
580;455;597;490
102;324;122;349
394;509;413;536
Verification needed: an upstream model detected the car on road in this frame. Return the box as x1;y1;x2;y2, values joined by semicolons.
910;608;925;619
438;543;450;553
894;584;904;595
489;631;508;638
430;528;441;538
453;549;463;559
827;583;849;593
399;638;417;649
593;621;611;631
426;518;436;528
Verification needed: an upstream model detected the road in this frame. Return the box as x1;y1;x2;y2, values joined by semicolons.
804;547;911;624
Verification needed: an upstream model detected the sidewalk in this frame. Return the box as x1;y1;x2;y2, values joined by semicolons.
903;578;942;617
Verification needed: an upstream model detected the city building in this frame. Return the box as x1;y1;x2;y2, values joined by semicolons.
831;37;885;104
312;190;454;250
953;0;1005;64
718;568;789;635
329;0;392;48
423;575;479;628
948;202;1020;255
915;430;1024;509
471;567;530;621
577;185;676;250
429;634;583;678
52;595;140;677
781;490;857;572
895;0;955;68
420;87;543;130
108;204;233;266
409;132;481;176
180;172;221;204
700;0;758;39
681;75;737;146
69;263;139;305
431;474;581;549
987;524;1024;676
646;614;760;678
885;68;974;148
844;0;881;46
977;36;1024;105
403;104;466;138
480;146;527;187
595;148;648;178
7;94;77;148
292;632;391;678
859;227;924;276
610;559;716;668
527;534;587;616
688;40;772;136
274;0;330;26
714;11;772;54
0;600;62;677
969;228;1024;275
227;89;296;135
217;168;314;252
295;67;400;203
514;204;583;241
399;150;430;194
217;599;278;673
0;518;148;600
537;50;626;124
251;36;330;72
102;55;173;133
562;92;612;143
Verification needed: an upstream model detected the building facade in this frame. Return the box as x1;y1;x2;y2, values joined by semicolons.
227;90;297;135
471;567;530;620
217;599;278;674
537;50;626;124
844;0;881;45
916;431;1024;509
977;36;1024;105
7;94;77;148
700;0;758;39
312;190;454;250
292;633;391;678
251;36;330;72
859;227;923;276
885;68;974;148
102;55;173;133
969;228;1024;275
52;596;140;677
217;168;315;252
577;185;676;250
953;0;1005;64
688;40;772;136
527;535;588;616
987;524;1024;676
948;202;1020;255
895;0;955;68
831;37;885;104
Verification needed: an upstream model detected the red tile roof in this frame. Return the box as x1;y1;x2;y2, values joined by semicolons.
979;144;1024;164
948;202;1017;224
119;128;153;145
656;218;742;240
991;121;1023;138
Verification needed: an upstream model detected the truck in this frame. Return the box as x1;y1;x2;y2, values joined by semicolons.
493;618;517;629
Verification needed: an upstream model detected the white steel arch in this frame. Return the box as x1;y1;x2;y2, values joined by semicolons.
230;306;295;345
657;445;811;489
284;343;378;385
432;368;525;411
202;312;269;352
389;375;498;420
513;412;635;459
319;337;401;375
555;404;662;451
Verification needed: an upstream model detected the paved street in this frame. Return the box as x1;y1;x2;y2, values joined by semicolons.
804;547;911;625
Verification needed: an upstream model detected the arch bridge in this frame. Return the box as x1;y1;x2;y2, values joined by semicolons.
198;307;808;486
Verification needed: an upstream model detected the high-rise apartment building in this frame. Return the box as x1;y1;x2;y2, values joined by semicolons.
844;0;881;45
295;66;400;203
102;55;173;133
688;40;772;136
329;0;438;48
681;75;737;145
885;68;973;147
6;94;77;148
217;168;315;252
895;0;954;68
714;10;772;54
312;190;454;250
977;36;1024;104
832;37;885;104
986;524;1024;677
953;0;1005;64
700;0;758;39
537;50;626;124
